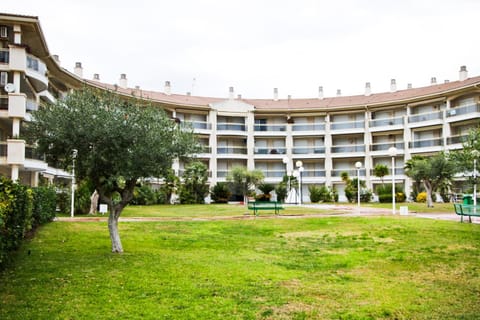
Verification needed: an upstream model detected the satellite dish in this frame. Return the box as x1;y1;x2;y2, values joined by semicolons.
4;83;15;93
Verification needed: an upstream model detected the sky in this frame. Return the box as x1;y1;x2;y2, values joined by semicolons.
3;0;480;99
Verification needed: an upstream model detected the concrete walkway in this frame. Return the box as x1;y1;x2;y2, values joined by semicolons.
55;204;479;224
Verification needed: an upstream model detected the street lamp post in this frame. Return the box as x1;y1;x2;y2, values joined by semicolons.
355;161;362;207
70;149;78;218
296;160;304;205
389;146;398;215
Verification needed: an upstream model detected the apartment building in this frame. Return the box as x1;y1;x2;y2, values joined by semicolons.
1;13;479;201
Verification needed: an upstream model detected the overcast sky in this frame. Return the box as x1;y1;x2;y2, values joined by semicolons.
4;0;480;99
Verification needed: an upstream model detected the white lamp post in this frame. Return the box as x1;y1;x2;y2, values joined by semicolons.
70;149;78;218
355;161;362;207
296;160;303;204
388;146;398;215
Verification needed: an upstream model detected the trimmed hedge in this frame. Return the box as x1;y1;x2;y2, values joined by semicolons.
0;177;57;269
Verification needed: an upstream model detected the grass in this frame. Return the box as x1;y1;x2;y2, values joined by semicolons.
1;207;479;319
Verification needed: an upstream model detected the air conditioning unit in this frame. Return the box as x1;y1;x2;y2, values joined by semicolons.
0;26;7;38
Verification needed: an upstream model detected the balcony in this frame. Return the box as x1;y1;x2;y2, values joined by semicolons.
0;48;8;63
370;142;405;152
262;170;285;178
331;120;364;131
409;138;443;149
292;146;326;154
26;99;39;112
217;123;246;132
217;146;247;155
25;146;45;161
331;145;365;153
254;147;286;155
0;96;7;110
408;111;442;123
369;117;403;128
301;169;326;177
447;135;468;145
292;123;325;132
7;139;25;165
370;167;404;176
25;54;48;91
183;121;211;130
331;169;366;177
254;124;286;132
8;93;26;118
446;104;480;121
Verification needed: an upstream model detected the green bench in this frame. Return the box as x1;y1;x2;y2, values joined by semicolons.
247;201;284;216
453;203;480;223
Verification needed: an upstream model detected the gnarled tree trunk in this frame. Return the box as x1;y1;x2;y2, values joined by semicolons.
108;208;123;253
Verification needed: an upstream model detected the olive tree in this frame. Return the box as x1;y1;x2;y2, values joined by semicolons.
26;88;199;253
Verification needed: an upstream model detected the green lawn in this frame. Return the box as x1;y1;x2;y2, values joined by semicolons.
1;211;479;319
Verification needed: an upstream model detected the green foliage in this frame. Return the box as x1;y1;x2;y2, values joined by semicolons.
32;186;57;226
159;169;179;204
0;176;33;268
131;184;158;205
373;164;389;184
344;177;372;203
210;182;232;203
56;189;70;214
179;162;209;204
75;179;95;215
308;185;322;203
275;183;287;203
377;185;405;203
226;166;264;200
256;183;275;201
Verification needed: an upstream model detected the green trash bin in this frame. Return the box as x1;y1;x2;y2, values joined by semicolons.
463;195;473;205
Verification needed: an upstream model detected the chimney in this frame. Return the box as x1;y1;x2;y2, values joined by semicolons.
431;77;437;85
407;83;412;89
444;80;450;84
318;86;324;100
336;89;342;97
390;79;397;92
119;74;128;89
93;73;100;81
186;92;191;96
459;65;468;81
365;82;371;96
229;86;234;100
287;95;292;100
164;81;171;95
273;88;279;101
74;62;83;78
237;94;242;99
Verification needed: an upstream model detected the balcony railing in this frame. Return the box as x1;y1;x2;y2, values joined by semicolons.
0;97;7;110
26;99;39;112
370;142;404;151
262;170;285;178
254;124;286;132
370;168;404;176
217;123;246;131
369;117;403;127
198;146;212;153
217;170;229;178
408;111;442;123
331;121;364;130
292;123;325;131
331;145;365;153
292;147;326;154
447;135;468;145
217;146;247;155
0;49;8;63
446;104;480;117
409;138;443;148
254;147;286;155
183;121;211;130
0;143;6;156
301;169;326;177
26;55;47;76
331;169;366;177
25;146;45;161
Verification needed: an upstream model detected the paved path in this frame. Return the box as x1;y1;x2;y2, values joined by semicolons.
55;204;479;224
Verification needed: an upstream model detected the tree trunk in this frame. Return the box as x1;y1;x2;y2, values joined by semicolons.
424;181;434;208
108;210;123;253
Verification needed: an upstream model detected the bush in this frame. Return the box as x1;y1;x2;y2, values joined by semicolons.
75;180;95;215
416;192;427;203
131;184;158;205
379;193;392;203
275;183;287;203
309;185;322;203
0;177;33;268
32;186;57;227
56;189;70;214
256;183;275;201
211;182;231;203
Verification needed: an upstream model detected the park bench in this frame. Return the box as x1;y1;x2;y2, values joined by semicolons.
247;201;284;216
453;203;480;223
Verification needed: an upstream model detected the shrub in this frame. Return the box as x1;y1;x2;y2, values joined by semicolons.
132;184;158;205
309;185;322;203
416;192;427;203
275;183;287;203
56;189;70;214
211;182;231;203
256;183;275;201
379;193;392;203
32;186;57;227
74;180;95;215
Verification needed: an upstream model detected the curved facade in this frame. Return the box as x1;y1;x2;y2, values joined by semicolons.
1;13;479;201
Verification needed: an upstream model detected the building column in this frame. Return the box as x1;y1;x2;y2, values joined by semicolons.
324;113;332;187
11;165;19;182
208;109;218;185
364;110;373;189
246;111;255;171
30;172;39;187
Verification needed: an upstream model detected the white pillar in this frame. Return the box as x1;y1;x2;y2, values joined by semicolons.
11;165;19;182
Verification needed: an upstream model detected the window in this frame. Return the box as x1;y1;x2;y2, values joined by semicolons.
0;27;7;38
0;72;7;86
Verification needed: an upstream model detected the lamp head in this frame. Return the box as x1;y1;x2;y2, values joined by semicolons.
388;146;398;157
355;161;362;169
296;160;303;168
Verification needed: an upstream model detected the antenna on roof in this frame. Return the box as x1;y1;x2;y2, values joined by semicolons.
192;78;196;96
